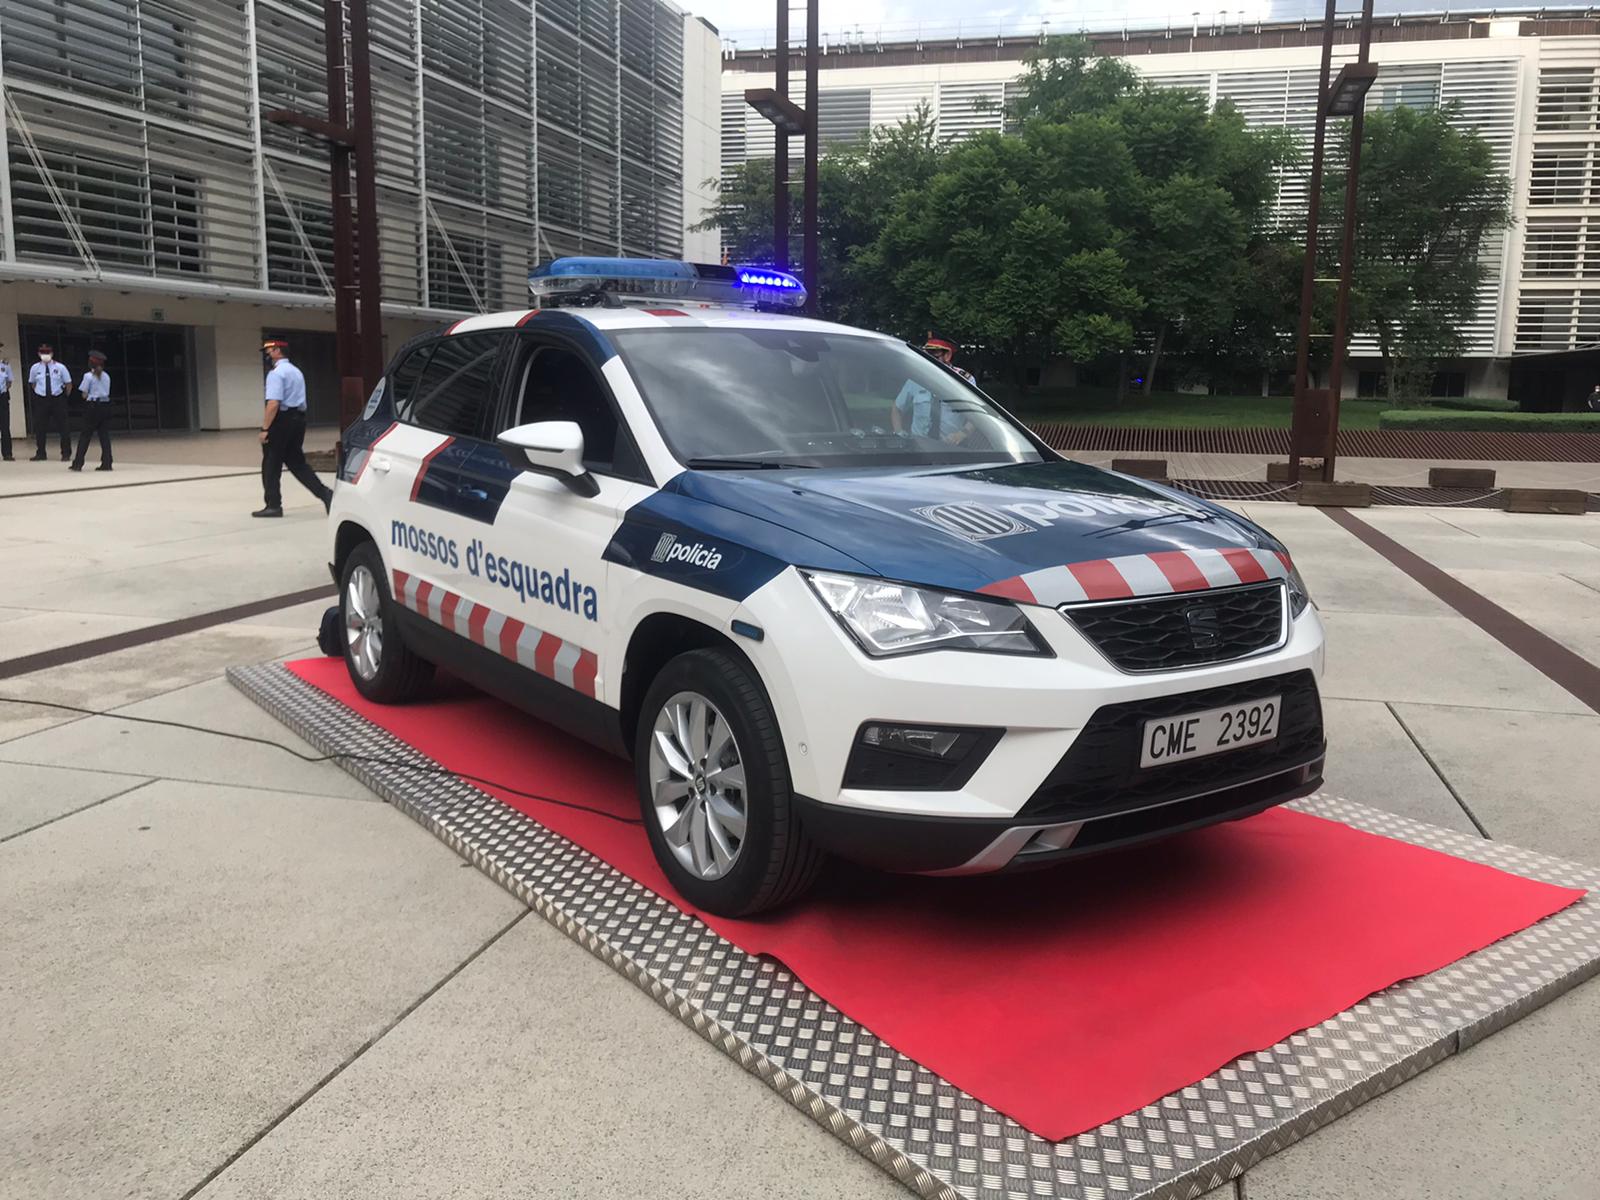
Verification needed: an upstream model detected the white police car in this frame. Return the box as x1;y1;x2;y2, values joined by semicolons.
330;258;1326;915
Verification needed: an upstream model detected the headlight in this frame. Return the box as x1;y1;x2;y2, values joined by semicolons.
1286;565;1313;617
803;571;1049;657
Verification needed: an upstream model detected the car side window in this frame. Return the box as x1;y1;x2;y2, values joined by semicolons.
408;333;503;438
509;342;644;479
387;342;434;419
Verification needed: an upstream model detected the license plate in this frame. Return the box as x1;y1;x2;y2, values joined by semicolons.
1140;695;1281;768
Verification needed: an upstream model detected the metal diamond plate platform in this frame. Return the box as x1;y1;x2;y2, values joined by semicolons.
229;661;1600;1200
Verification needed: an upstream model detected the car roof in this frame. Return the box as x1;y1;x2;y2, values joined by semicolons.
441;305;894;341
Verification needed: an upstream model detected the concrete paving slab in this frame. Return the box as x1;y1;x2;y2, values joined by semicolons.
1447;568;1600;664
1422;510;1600;543
0;761;155;840
1353;530;1600;575
194;911;909;1200
1244;976;1600;1200
0;461;250;497
1319;699;1477;835
0;622;320;743
1391;703;1600;866
0;777;521;1200
0;674;369;799
1317;611;1592;716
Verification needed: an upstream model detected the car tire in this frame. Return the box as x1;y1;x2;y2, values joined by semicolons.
339;541;434;704
635;647;823;917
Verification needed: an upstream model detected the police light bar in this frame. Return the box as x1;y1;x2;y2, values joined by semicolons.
528;257;806;310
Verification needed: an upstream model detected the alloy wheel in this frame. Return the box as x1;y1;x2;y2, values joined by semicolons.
648;691;748;880
345;563;385;681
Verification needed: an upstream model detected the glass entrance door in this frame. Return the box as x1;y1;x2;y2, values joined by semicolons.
17;317;195;433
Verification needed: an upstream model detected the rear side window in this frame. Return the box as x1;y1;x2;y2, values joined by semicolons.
407;333;504;438
388;342;435;417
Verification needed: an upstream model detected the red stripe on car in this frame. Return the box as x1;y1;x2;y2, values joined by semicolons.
644;308;688;317
979;576;1038;604
499;618;525;661
1220;548;1269;583
1067;558;1134;600
468;604;490;646
414;581;433;612
1275;551;1295;574
392;570;409;602
410;436;455;502
534;631;562;678
573;650;599;698
515;309;542;326
1149;551;1210;593
439;590;461;628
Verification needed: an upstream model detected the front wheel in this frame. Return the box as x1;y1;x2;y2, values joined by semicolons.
635;648;822;916
339;541;434;703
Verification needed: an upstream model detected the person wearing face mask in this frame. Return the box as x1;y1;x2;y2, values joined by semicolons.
69;350;114;472
28;343;73;462
0;342;14;461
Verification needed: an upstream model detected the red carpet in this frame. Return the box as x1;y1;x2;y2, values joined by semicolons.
287;657;1584;1140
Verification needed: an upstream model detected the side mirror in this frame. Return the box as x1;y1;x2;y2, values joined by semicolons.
497;420;599;498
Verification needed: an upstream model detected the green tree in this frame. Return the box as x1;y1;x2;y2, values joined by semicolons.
689;106;943;324
1323;104;1511;401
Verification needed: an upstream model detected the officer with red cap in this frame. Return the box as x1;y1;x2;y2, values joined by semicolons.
922;335;976;385
69;350;114;472
255;338;332;517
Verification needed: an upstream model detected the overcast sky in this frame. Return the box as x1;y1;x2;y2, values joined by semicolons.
684;1;1297;45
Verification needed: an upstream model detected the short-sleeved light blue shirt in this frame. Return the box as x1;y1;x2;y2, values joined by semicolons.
265;359;308;410
80;371;112;401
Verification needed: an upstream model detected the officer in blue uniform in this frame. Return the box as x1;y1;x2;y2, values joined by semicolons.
69;350;114;472
0;342;14;461
254;339;332;518
27;343;73;462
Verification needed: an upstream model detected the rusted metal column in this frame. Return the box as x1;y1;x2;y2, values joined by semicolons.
802;0;819;314
1324;0;1377;483
323;0;361;427
348;0;385;401
773;0;789;268
1288;0;1339;486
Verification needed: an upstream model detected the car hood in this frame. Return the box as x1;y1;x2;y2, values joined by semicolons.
667;460;1291;604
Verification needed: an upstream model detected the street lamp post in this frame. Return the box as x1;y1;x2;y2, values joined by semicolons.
1288;0;1377;485
745;1;821;314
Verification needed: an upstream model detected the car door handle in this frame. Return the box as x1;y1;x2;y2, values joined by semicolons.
369;454;391;474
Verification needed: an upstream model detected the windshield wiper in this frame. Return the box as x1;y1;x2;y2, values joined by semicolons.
685;456;817;471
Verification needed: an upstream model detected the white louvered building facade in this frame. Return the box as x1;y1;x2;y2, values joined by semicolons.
722;13;1600;402
0;0;720;433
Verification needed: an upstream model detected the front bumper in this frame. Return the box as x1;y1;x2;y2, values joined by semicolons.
795;751;1324;875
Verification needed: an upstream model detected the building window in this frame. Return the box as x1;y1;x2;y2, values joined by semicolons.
1536;68;1598;133
1529;148;1591;206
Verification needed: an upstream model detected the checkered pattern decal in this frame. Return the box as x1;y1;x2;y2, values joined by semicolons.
980;548;1294;606
391;569;600;699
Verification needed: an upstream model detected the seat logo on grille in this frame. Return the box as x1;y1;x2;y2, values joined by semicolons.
912;502;1036;542
1184;604;1222;651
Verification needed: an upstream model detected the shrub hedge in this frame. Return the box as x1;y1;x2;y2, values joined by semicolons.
1423;395;1519;413
1378;410;1600;432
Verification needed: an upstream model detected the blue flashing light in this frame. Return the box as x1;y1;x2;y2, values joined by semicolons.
528;256;806;309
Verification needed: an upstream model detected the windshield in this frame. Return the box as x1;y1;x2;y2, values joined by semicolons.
610;327;1044;469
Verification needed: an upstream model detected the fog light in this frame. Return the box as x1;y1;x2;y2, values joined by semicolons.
844;722;1002;791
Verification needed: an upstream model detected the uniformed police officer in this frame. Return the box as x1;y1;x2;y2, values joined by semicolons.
0;342;14;461
254;339;332;518
69;350;114;472
27;342;73;462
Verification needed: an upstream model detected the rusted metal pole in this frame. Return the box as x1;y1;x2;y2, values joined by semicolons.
773;0;789;268
1324;0;1377;484
348;0;385;402
802;0;819;315
1288;0;1339;486
323;0;361;430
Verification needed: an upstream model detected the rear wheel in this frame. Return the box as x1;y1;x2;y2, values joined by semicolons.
340;541;434;703
635;648;822;916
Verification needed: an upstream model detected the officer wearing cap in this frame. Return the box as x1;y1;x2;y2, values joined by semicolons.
922;336;976;385
0;341;14;461
69;350;114;472
27;342;73;462
255;338;332;518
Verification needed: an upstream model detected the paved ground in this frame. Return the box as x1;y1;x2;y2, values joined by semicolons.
3;445;1599;1200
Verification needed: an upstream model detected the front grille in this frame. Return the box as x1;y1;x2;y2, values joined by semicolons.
1019;670;1324;821
1062;581;1286;672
